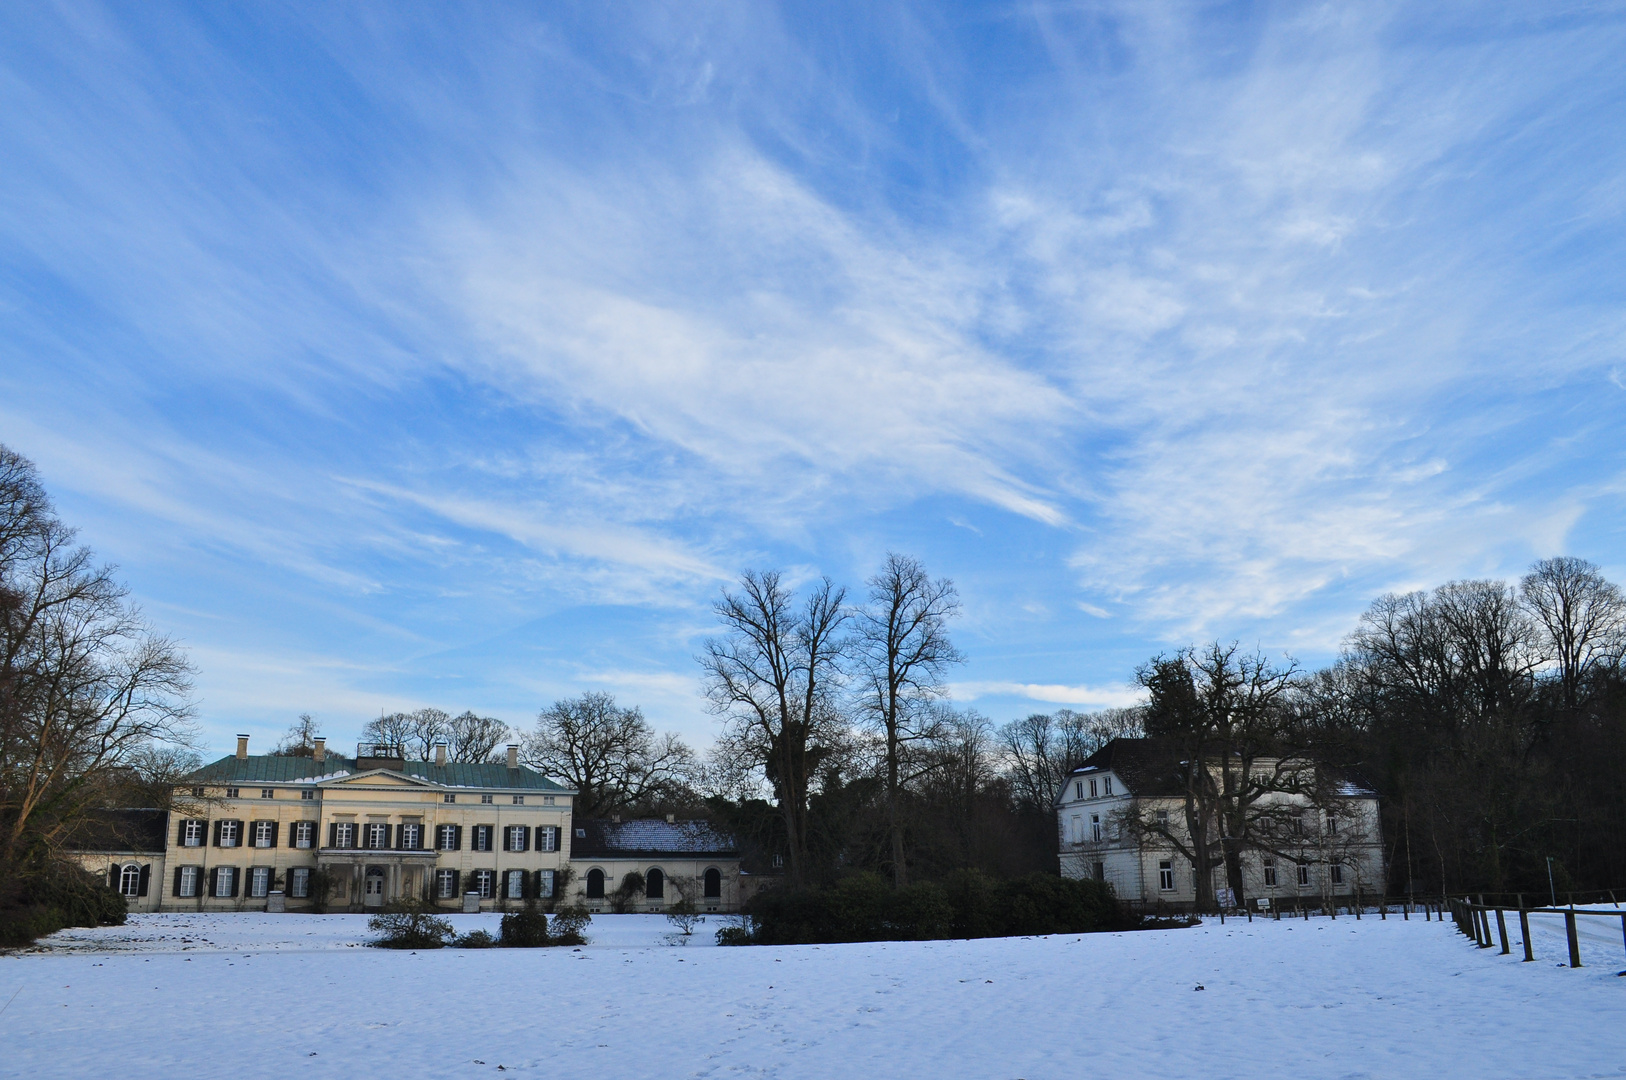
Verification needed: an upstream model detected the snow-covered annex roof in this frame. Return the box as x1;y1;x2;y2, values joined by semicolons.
572;819;738;858
1066;738;1378;800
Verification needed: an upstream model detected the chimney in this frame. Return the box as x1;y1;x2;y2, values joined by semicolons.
666;813;676;824
313;736;325;763
506;744;518;769
611;814;620;824
235;734;250;759
435;742;447;767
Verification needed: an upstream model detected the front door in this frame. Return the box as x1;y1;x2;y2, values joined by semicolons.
364;868;386;908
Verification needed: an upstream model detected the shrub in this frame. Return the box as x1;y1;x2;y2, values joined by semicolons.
455;929;496;948
610;872;644;914
742;871;1133;946
715;918;753;946
550;902;592;945
499;900;551;947
666;894;704;936
306;869;337;915
0;861;127;948
544;866;576;913
368;898;455;949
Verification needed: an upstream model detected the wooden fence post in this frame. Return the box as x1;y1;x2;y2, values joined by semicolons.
1566;909;1582;968
1496;908;1509;954
1519;905;1534;962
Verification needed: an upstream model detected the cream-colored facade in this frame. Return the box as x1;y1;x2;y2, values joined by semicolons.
158;737;575;912
568;818;758;914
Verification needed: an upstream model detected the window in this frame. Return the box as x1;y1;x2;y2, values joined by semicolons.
191;787;204;797
253;820;275;848
1155;809;1169;830
333;822;356;848
436;869;459;899
1069;816;1081;843
443;793;456;803
437;824;459;850
119;864;142;897
539;869;556;899
1297;862;1310;887
182;820;204;847
301;789;315;801
219;820;240;847
1089;780;1098;799
473;869;495;899
1092;862;1105;882
260;788;275;799
1076;781;1084;799
576;828;586;839
226;787;240;799
1091;815;1102;843
1158;861;1174;891
506;825;528;852
292;821;314;849
473;825;494;852
506;869;527;900
586;868;606;899
249;867;271;898
646;868;665;900
399;823;422;850
1330;864;1344;885
543;796;555;806
537;826;557;852
178;866;199;898
512;795;524;805
289;868;311;898
1326;814;1339;835
1103;777;1112;796
214;866;236;898
704;868;722;898
365;823;389;850
1263;861;1277;888
772;854;784;869
481;794;494;805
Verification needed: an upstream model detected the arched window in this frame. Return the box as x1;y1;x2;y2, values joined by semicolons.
704;867;722;898
119;864;142;898
586;868;605;899
645;867;664;899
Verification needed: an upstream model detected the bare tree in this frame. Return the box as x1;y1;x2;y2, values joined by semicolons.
0;444;195;904
699;570;848;887
447;711;510;764
853;554;963;885
522;692;693;816
362;707;508;763
1521;556;1626;711
999;707;1142;812
273;713;322;757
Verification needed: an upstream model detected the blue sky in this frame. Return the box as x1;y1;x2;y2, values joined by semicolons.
3;2;1624;759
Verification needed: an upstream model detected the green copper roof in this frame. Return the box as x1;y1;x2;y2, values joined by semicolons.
184;754;570;792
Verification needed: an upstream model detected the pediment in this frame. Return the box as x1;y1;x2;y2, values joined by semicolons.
321;769;436;789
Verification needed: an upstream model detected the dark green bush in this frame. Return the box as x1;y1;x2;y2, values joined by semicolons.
368;898;455;949
455;929;496;948
550;902;592;945
499;900;551;947
0;862;127;948
743;871;1133;945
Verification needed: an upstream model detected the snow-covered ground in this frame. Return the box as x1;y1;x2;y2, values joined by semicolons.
5;910;1624;1079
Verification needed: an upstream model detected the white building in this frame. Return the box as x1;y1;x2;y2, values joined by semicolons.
1056;738;1384;911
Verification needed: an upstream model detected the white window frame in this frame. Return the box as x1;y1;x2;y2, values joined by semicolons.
225;787;240;799
366;823;388;849
436;869;458;899
1158;860;1174;891
334;822;356;848
1103;777;1112;796
183;820;204;847
1263;861;1277;887
253;820;274;848
1069;816;1081;844
399;823;421;850
481;794;494;805
539;869;555;898
119;863;142;897
443;793;456;803
507;825;526;852
249;866;271;898
1089;779;1098;798
506;869;526;900
301;789;315;801
473;825;492;852
178;865;199;898
214;866;235;898
219;820;240;847
537;827;557;852
260;788;275;799
1297;862;1310;887
437;824;457;850
512;795;525;805
292;821;314;849
474;869;495;899
1330;863;1344;885
1090;815;1101;843
289;867;311;898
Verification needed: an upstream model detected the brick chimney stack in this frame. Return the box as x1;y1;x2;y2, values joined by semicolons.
236;734;249;759
313;736;325;763
506;744;518;770
435;742;448;767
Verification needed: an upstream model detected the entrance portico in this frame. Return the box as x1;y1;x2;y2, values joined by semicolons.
318;850;439;911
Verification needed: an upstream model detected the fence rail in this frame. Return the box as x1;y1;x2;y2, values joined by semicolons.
1448;894;1626;970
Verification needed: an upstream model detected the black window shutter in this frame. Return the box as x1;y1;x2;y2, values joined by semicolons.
268;821;280;848
328;822;337;848
382;824;392;850
229;867;239;897
108;865;119;889
177;819;188;846
209;867;219;896
213;820;223;847
455;824;463;850
522;825;532;852
451;869;461;897
138;864;151;897
172;866;184;897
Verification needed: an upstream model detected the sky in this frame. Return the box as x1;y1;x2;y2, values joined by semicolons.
3;2;1624;760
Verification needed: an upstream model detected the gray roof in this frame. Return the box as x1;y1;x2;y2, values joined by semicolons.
1069;738;1378;800
62;808;169;854
572;819;738;858
185;754;569;792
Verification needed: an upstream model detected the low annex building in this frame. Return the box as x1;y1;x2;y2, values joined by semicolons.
1056;738;1384;910
570;817;757;914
